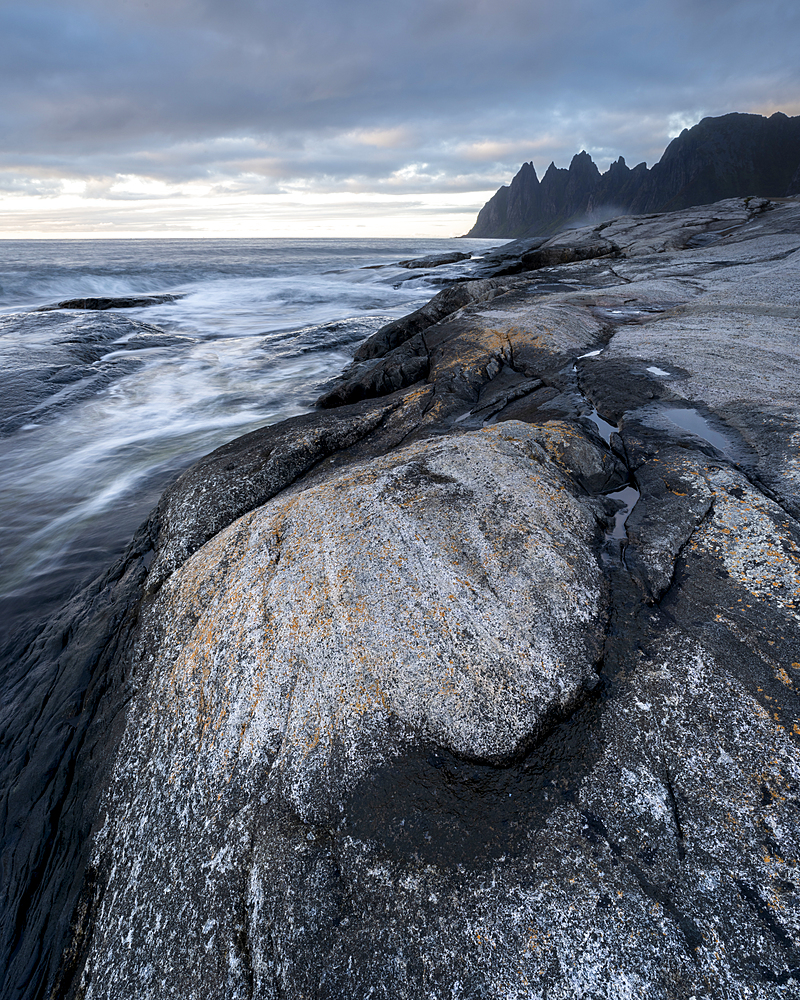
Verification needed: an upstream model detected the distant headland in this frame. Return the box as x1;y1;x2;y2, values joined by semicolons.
466;111;800;238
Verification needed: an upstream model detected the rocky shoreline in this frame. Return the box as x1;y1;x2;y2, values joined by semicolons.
2;197;800;999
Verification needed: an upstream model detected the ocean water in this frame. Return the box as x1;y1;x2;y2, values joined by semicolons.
0;237;497;637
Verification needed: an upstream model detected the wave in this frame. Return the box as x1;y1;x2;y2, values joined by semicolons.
0;237;498;636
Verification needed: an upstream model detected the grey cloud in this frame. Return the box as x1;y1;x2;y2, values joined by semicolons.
0;0;798;201
0;174;65;197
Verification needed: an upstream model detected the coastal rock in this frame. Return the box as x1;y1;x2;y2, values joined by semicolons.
145;399;413;593
318;285;607;414
395;250;472;268
464;195;775;283
349;278;507;362
620;447;714;600
36;293;182;311
459;236;548;275
4;197;800;1000
465;232;618;280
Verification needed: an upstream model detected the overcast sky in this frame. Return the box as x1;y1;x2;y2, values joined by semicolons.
1;0;798;237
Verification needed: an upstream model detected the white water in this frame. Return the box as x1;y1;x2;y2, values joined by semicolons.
0;237;495;630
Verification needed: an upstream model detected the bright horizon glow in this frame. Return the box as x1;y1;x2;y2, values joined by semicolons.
0;187;496;239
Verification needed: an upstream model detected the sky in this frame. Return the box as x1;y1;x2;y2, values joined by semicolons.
0;0;798;238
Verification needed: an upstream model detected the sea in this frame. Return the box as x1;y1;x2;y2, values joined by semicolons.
0;237;498;643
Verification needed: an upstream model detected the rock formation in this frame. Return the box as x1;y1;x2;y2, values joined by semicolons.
2;197;800;999
467;112;800;238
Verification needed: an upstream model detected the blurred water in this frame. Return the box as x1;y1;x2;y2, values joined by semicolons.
0;237;495;635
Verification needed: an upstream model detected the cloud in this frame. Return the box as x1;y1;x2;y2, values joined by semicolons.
0;0;798;233
351;128;417;150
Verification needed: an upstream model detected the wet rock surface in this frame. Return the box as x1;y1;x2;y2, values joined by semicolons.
3;197;800;999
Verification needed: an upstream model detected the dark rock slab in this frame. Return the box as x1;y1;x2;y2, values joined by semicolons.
316;333;430;408
36;294;182;311
462;236;549;277
348;278;508;362
395;251;472;268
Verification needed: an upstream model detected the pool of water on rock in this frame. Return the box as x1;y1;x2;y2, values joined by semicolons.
661;405;738;456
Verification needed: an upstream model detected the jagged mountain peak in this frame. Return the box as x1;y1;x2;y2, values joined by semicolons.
467;111;800;238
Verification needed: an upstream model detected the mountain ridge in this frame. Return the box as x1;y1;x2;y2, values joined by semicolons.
466;111;800;238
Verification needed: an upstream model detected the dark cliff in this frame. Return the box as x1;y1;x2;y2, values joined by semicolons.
467;112;800;237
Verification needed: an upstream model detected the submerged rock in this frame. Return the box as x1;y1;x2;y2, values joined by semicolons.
3;197;800;999
0;312;181;434
36;293;182;311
